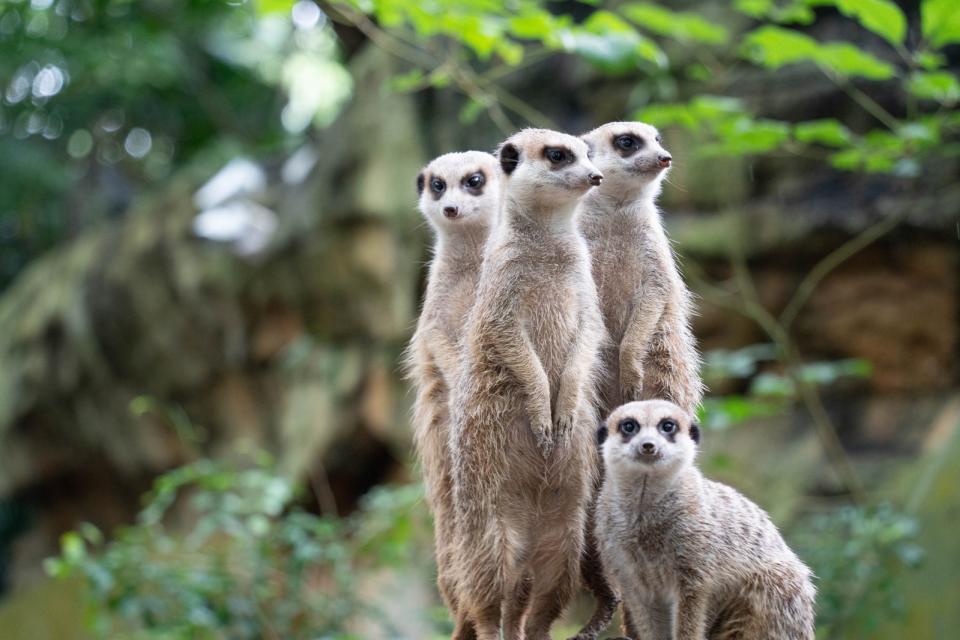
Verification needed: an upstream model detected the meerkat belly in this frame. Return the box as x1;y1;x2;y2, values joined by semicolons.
523;274;582;382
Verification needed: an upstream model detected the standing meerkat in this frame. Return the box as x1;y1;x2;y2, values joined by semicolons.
596;400;816;640
449;129;606;640
572;122;704;640
578;122;703;417
404;151;501;639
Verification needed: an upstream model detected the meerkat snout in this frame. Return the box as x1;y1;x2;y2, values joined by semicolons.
443;205;459;218
589;172;603;186
658;153;672;168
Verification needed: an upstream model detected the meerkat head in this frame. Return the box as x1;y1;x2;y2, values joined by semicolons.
495;128;603;212
416;151;501;233
599;399;700;480
580;121;671;200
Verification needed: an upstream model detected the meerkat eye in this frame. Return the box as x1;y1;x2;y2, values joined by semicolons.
464;173;485;189
655;135;663;144
659;420;677;435
619;419;639;435
615;135;640;150
545;147;569;164
431;178;446;194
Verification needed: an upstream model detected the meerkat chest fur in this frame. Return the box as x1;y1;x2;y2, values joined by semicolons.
579;195;672;345
423;239;486;346
491;212;595;381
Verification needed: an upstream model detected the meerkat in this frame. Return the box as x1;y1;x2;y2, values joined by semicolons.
571;122;704;640
596;399;816;640
404;151;501;639
448;129;606;640
578;122;703;417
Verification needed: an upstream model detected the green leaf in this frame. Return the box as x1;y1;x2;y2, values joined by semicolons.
795;119;854;147
734;0;816;24
922;0;960;48
742;26;896;80
388;69;426;93
459;98;486;125
734;0;774;19
819;42;897;80
741;25;820;68
834;0;907;46
907;71;960;103
560;10;666;73
255;0;293;15
916;51;946;70
621;2;729;45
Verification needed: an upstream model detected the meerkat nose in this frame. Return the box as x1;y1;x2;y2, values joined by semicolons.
641;441;657;454
589;173;603;186
658;154;672;168
443;205;459;218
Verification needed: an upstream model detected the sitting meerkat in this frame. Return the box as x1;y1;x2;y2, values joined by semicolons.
578;122;703;417
404;151;501;639
572;122;704;640
596;400;816;640
449;129;606;640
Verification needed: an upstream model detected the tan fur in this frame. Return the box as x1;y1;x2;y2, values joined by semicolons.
597;400;816;640
571;122;705;640
404;151;501;639
578;122;703;417
448;129;607;640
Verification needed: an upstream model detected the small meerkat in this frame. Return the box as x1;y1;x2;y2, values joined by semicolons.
578;122;703;417
404;151;501;638
449;129;606;640
596;400;816;640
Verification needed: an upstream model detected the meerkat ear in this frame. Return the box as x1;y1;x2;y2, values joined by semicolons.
498;143;520;175
690;422;701;444
416;172;425;195
596;424;608;446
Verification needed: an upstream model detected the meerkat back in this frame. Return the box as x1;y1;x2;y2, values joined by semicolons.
404;150;500;625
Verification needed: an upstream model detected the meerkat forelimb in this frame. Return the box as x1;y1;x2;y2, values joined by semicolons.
403;151;502;639
449;128;606;640
596;400;816;640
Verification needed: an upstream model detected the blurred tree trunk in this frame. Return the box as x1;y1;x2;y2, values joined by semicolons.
0;44;427;588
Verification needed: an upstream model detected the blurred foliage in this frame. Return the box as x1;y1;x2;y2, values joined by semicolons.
45;451;433;639
44;452;928;639
0;0;351;289
699;343;872;430
793;504;924;638
333;0;958;172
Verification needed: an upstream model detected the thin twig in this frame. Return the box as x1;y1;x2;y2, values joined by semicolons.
779;212;904;330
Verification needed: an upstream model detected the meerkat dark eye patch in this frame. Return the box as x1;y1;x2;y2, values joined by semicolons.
416;172;425;195
658;418;678;442
499;143;520;175
655;134;663;144
618;418;639;438
690;422;701;444
462;170;486;194
613;134;643;157
543;146;574;166
430;177;446;200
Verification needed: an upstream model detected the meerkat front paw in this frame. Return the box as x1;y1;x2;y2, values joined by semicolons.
529;400;555;449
